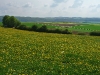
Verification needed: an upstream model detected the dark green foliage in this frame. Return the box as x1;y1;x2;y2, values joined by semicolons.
37;25;48;32
31;25;38;31
15;19;21;28
2;15;10;27
90;32;100;36
8;16;16;27
53;29;62;33
2;15;21;28
47;29;71;34
77;32;86;35
62;29;71;34
47;29;55;33
17;25;27;30
16;24;71;34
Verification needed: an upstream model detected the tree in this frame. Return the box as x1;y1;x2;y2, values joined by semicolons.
15;19;21;28
2;15;21;28
2;15;10;27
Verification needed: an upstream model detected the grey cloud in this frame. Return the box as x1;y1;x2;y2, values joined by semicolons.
53;0;66;3
7;3;12;6
96;4;100;8
89;5;96;8
44;5;48;7
90;9;97;13
23;2;33;8
6;2;20;8
90;4;100;9
70;0;83;8
50;3;58;7
90;4;100;12
50;0;68;7
0;7;7;15
90;4;100;13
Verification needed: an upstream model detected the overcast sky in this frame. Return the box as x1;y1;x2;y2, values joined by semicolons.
0;0;100;17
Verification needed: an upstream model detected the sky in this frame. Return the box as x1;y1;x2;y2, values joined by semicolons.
0;0;100;17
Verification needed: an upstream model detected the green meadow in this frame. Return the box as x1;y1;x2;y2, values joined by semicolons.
0;27;100;75
0;22;100;32
68;25;100;32
22;22;66;30
21;22;100;32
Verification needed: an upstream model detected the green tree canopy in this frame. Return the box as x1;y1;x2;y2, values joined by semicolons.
2;15;21;28
2;15;10;27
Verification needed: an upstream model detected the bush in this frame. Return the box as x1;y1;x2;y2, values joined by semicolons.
53;29;62;33
47;29;55;33
17;25;28;30
62;29;71;34
37;25;48;32
31;25;38;31
47;29;71;34
77;32;86;35
90;32;100;36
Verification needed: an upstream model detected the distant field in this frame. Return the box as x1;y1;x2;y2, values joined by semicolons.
22;22;100;32
68;25;100;32
0;27;100;74
0;22;100;32
22;22;67;30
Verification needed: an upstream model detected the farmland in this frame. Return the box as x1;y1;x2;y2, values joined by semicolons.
69;25;100;32
0;22;100;32
21;22;100;32
22;22;67;30
0;27;100;75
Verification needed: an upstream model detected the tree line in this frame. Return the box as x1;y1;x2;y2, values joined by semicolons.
2;15;100;36
2;15;71;34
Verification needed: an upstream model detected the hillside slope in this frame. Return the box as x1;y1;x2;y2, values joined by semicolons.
0;27;100;75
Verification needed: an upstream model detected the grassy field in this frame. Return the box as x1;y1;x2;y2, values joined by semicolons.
0;27;100;75
21;22;100;32
0;22;100;32
69;25;100;32
22;22;66;30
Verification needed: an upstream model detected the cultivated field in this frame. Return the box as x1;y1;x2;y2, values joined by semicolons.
0;22;100;32
0;27;100;75
69;25;100;32
22;22;67;30
22;22;100;32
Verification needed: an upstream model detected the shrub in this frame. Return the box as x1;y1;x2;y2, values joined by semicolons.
77;32;86;35
37;25;48;32
90;32;100;36
53;29;62;33
31;25;38;31
47;29;55;33
62;29;71;34
17;25;28;30
47;29;71;34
